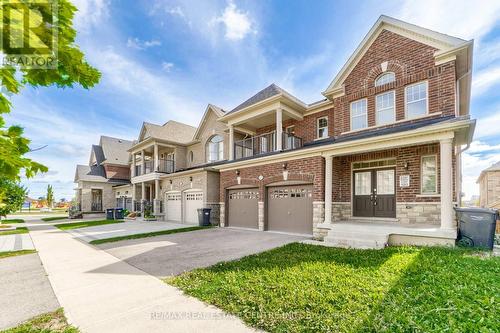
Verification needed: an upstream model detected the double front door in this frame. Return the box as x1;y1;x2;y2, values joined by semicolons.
353;168;396;218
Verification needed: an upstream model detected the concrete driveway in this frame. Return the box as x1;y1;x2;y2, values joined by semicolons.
67;221;195;243
99;228;307;277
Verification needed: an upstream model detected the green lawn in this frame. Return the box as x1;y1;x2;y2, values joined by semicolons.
90;226;212;245
54;219;124;231
0;227;29;235
168;244;500;333
1;308;79;333
1;219;24;224
42;216;69;222
0;250;36;259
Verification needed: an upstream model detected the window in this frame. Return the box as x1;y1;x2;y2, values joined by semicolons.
350;99;367;130
375;72;395;86
189;151;194;163
317;117;328;139
376;91;395;125
406;81;428;119
206;135;224;162
354;172;371;195
421;155;437;194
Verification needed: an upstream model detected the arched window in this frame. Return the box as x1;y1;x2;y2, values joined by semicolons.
206;135;224;162
375;72;395;87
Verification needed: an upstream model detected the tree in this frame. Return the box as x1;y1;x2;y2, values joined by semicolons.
0;178;27;219
46;184;54;208
0;0;100;183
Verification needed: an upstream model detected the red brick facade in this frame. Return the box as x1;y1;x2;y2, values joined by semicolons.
220;156;325;201
104;164;130;180
332;143;456;203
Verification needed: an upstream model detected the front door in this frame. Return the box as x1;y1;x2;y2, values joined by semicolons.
353;168;396;218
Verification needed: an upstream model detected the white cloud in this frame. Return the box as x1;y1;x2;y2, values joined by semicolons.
211;1;256;41
72;0;110;33
473;111;500;139
166;6;185;18
472;66;500;96
161;62;174;72
126;37;162;50
462;142;500;200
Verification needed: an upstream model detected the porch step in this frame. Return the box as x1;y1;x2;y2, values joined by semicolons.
323;224;390;249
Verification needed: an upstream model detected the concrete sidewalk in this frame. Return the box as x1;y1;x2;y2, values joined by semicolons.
28;221;255;333
0;234;35;252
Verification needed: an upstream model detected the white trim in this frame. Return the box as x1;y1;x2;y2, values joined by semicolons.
350;98;368;131
405;81;429;120
316;116;329;139
375;90;396;125
416;194;441;198
421;154;438;195
352;158;397;170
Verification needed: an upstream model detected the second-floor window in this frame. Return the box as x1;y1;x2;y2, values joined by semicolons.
375;72;395;86
376;91;395;125
350;99;367;131
317;117;328;139
207;135;224;162
406;81;428;119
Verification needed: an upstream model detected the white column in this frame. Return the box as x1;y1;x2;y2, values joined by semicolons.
229;125;234;160
276;108;283;151
132;153;136;177
324;155;333;224
154;179;160;213
440;138;454;229
132;184;136;210
141;150;145;174
154;144;159;171
141;182;145;212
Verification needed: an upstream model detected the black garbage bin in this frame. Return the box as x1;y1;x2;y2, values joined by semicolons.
115;208;124;220
454;207;498;249
197;208;212;226
106;208;115;220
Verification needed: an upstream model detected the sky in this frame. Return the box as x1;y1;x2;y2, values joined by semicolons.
5;0;500;201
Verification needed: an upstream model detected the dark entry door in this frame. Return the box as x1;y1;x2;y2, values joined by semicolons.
353;168;395;218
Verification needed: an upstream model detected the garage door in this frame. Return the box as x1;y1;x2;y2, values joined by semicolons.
184;191;203;224
267;184;313;234
166;192;181;222
227;188;259;229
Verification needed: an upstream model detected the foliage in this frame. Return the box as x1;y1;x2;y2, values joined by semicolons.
169;244;500;333
1;308;79;333
0;178;27;218
55;219;124;231
0;0;100;182
0;249;36;259
90;226;212;245
46;184;54;208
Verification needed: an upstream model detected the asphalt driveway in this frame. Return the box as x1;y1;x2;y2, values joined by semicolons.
99;228;307;277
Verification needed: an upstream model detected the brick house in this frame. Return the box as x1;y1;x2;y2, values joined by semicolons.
478;161;500;209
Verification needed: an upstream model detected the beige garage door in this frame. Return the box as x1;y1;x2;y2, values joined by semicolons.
267;184;313;235
227;188;259;229
166;192;181;222
184;191;203;224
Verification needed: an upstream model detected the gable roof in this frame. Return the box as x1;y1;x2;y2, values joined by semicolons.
323;15;472;99
90;145;105;165
99;136;134;165
74;164;107;183
193;104;226;140
477;161;500;183
139;120;197;144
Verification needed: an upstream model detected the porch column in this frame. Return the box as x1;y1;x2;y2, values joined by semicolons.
440;138;454;229
154;179;160;213
276;108;283;151
132;153;136;177
324;155;333;224
228;125;234;160
132;184;136;211
141;150;145;174
154;143;159;171
141;182;145;212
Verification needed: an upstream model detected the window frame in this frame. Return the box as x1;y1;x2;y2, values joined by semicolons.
420;154;438;195
350;98;368;131
375;90;396;125
316;116;329;139
405;81;429;120
206;135;224;163
374;72;395;87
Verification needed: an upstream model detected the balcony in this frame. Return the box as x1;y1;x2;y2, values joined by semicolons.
234;131;303;159
134;158;175;176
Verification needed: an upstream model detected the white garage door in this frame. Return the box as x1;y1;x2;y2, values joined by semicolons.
184;191;203;224
166;192;181;222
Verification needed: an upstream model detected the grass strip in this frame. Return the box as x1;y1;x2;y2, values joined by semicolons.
1;308;79;332
41;216;68;222
90;226;211;245
0;250;36;259
0;227;29;235
55;219;124;231
1;219;24;224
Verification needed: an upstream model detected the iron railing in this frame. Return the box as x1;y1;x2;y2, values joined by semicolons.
134;165;141;176
234;130;303;159
91;202;103;212
158;158;175;173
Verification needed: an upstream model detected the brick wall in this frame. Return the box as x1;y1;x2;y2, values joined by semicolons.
104;164;130;180
332;143;456;203
220;156;325;201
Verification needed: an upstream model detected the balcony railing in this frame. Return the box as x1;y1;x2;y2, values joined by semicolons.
133;159;175;176
234;131;303;159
